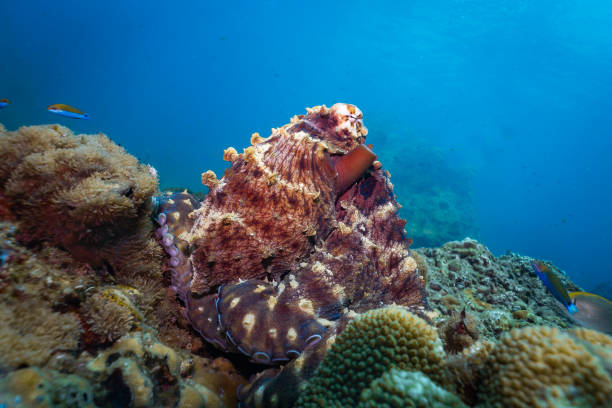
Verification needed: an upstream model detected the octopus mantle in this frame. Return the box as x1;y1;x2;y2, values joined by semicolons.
154;104;426;365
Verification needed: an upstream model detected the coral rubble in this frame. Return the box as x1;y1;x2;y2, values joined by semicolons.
416;238;579;340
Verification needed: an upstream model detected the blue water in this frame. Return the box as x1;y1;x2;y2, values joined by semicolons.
2;1;611;294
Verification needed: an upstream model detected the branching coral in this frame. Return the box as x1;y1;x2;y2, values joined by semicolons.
294;306;447;408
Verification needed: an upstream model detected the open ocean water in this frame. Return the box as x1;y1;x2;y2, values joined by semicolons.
1;0;611;295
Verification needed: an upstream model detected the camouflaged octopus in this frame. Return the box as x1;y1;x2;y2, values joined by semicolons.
153;104;426;366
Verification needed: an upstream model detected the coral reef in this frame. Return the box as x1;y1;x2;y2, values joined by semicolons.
237;317;351;408
358;369;466;408
0;330;246;408
0;367;94;408
155;104;426;365
440;309;480;354
478;326;612;407
2;112;611;408
85;331;246;408
445;340;495;405
81;286;146;343
416;238;579;340
0;221;90;370
241;306;612;408
0;123;233;406
0;124;162;281
294;306;446;408
0;301;81;369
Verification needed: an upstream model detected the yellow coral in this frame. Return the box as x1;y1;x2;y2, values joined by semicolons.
294;306;446;407
86;332;245;407
0;367;94;408
479;326;612;407
178;381;224;408
82;287;145;342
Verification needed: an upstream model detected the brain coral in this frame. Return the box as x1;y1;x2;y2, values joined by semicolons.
479;326;612;407
358;369;466;408
0;124;161;279
294;306;446;408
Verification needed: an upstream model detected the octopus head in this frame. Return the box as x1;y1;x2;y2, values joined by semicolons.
328;103;368;142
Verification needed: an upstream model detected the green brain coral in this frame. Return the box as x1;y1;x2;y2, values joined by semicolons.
294;306;447;408
358;369;466;408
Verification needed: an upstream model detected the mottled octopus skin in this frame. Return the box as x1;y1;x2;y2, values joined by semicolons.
188;103;370;296
238;169;426;407
154;104;424;367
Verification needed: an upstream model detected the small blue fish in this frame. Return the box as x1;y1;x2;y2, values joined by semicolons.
47;103;90;119
0;98;9;109
531;260;578;314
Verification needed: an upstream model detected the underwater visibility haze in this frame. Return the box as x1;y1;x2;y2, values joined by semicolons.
1;1;612;407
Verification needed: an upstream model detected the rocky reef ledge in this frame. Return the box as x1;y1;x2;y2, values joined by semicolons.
0;119;609;408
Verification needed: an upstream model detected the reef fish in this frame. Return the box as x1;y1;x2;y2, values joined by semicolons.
0;99;9;108
568;291;612;335
47;103;90;119
531;260;577;314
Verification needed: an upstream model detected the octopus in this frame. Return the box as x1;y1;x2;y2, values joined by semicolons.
153;103;426;369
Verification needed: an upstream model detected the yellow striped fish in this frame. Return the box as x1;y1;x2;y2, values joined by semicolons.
47;103;90;119
531;260;577;314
